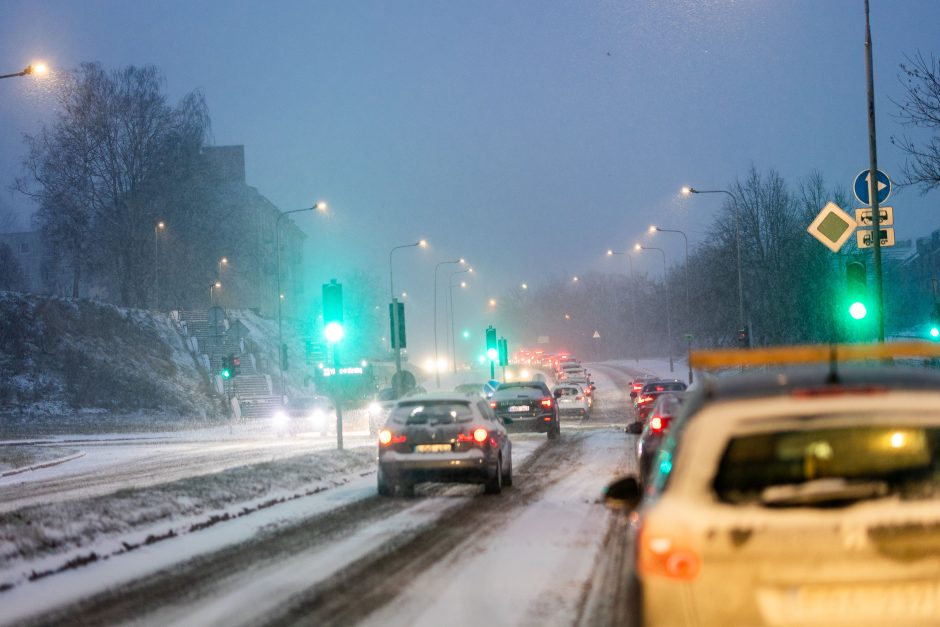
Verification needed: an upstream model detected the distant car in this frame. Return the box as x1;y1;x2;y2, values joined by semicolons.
553;384;590;417
629;374;658;401
636;392;685;484
367;387;399;434
631;380;687;428
490;381;560;439
272;395;336;435
376;392;512;496
454;382;488;398
605;362;940;627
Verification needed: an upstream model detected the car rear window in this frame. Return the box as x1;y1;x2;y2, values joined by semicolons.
643;381;686;393
555;387;579;396
390;401;473;425
713;422;940;507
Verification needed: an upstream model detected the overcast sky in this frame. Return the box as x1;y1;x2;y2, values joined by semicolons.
2;0;939;358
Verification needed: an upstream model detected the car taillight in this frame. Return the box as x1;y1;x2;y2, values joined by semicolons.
540;398;553;408
637;523;701;582
638;395;653;404
473;428;488;443
649;416;666;432
576;395;583;400
378;429;406;446
489;401;497;409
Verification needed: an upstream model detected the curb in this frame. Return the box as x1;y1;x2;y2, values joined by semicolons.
1;451;86;478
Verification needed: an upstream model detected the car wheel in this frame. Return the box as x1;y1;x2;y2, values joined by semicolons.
547;422;560;440
397;478;416;498
484;455;503;494
502;452;513;487
377;468;393;496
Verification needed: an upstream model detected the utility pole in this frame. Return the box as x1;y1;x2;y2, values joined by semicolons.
864;0;885;342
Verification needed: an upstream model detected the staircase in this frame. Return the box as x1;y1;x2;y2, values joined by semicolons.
176;309;281;421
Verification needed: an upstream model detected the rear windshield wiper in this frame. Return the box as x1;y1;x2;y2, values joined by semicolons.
760;478;889;507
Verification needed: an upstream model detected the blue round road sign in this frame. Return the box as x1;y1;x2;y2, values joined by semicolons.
483;379;501;398
853;169;890;205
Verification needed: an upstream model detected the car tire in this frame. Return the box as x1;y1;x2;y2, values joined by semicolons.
547;422;560;440
484;455;503;495
502;452;513;487
377;468;393;496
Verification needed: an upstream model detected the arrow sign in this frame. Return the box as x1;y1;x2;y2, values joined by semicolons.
853;169;891;205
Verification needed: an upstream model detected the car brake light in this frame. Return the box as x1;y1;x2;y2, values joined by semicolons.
540;398;553;408
378;429;406;445
638;395;653;404
637;523;701;582
650;416;665;432
473;428;488;443
576;395;583;400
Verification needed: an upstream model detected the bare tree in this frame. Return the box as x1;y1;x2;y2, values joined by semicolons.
892;51;940;192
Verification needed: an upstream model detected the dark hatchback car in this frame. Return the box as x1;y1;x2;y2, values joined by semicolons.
376;393;512;496
490;381;560;439
629;379;687;431
636;392;686;484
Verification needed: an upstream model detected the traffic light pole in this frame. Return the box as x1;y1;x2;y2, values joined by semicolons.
391;297;403;397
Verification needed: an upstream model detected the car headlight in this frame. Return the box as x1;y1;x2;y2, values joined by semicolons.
368;402;381;415
273;410;288;427
311;409;325;421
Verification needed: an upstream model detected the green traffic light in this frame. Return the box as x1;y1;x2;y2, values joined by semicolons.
486;347;498;361
848;301;868;320
324;321;345;343
930;327;940;340
462;330;470;339
221;368;232;379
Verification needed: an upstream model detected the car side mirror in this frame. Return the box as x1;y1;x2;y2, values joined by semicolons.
604;476;642;512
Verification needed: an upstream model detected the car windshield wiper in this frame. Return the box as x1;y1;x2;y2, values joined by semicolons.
760;478;890;507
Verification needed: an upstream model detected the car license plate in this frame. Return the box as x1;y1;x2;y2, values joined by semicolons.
509;405;529;412
414;444;452;453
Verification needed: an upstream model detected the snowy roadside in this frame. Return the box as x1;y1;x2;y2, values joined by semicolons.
0;445;82;475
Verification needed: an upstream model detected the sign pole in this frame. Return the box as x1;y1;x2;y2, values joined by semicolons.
391;298;402;398
864;0;885;343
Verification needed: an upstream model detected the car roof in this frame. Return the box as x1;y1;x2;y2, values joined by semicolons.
396;392;479;403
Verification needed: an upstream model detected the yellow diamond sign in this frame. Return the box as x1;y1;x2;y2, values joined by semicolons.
807;202;857;252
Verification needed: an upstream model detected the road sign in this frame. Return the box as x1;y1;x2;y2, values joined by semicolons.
483;379;500;397
853;169;891;205
592;330;601;339
807;202;857;252
855;206;893;227
391;369;416;392
857;228;895;249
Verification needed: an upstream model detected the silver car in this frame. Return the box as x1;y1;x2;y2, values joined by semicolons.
376;392;512;496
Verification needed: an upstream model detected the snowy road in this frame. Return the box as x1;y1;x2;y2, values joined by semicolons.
4;362;655;627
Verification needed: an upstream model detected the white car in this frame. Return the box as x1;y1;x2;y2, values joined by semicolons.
553;384;590;417
606;363;940;627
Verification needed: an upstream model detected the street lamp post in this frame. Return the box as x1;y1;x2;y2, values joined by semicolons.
154;221;165;309
636;244;673;372
449;269;471;374
434;258;464;388
210;281;221;306
683;186;745;337
276;201;327;396
607;249;639;361
650;225;692;383
388;240;427;396
0;63;48;80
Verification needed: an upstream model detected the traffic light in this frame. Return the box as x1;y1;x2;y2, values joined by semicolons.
736;328;749;348
220;355;232;379
323;279;344;344
389;301;406;349
485;326;497;361
846;261;868;321
498;338;509;367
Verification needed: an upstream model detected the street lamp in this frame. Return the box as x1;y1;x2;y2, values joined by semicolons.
388;239;427;396
434;258;465;388
210;281;221;306
154;221;165;309
0;62;48;80
276;200;327;394
682;186;745;335
449;268;470;373
606;249;639;359
650;225;692;383
636;244;673;372
218;257;228;284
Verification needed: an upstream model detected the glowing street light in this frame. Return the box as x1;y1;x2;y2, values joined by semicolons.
1;62;49;80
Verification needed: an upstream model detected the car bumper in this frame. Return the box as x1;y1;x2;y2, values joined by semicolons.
499;413;555;432
378;450;496;483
